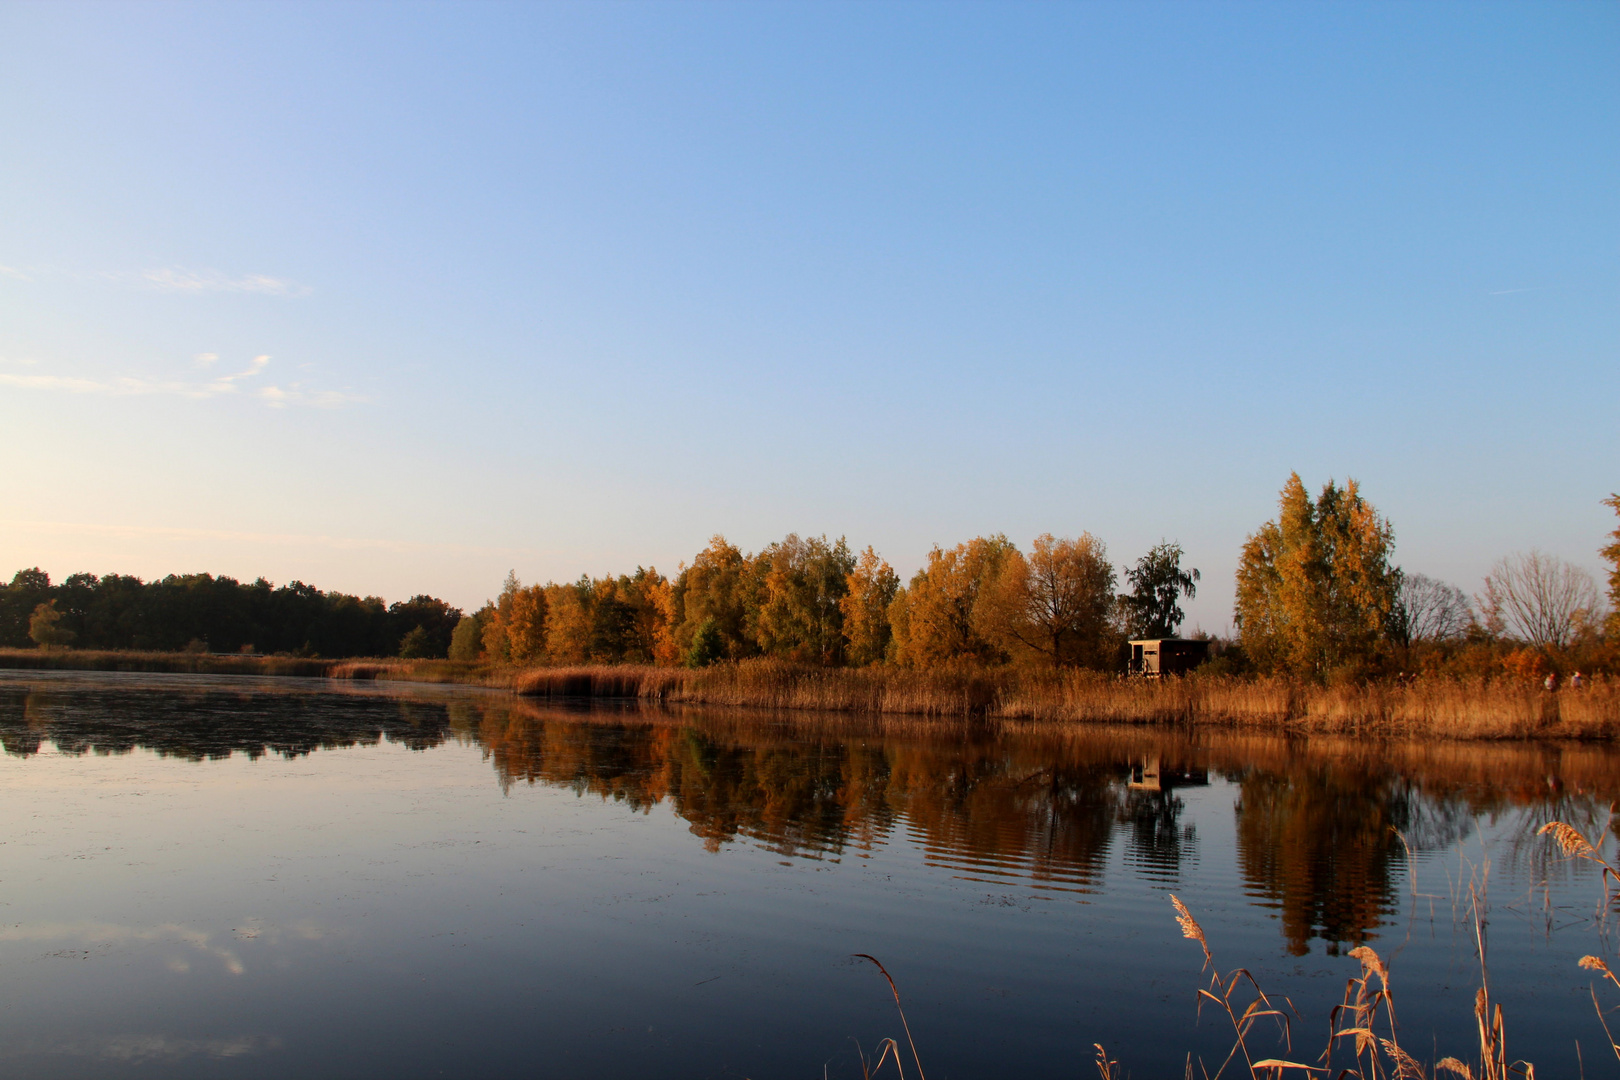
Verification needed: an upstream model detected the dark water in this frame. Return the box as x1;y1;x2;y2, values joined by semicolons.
0;670;1614;1078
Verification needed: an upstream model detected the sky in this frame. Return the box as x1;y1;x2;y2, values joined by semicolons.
1;1;1615;633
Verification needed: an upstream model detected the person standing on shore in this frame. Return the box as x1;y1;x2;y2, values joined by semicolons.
1571;671;1584;689
1545;672;1560;692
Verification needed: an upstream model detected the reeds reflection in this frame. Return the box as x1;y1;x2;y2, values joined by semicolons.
4;675;1620;954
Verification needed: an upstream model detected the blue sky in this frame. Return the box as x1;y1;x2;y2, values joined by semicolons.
2;1;1615;631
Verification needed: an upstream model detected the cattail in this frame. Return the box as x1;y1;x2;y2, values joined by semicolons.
1169;894;1212;968
1381;1039;1425;1080
1538;821;1598;860
1350;945;1388;984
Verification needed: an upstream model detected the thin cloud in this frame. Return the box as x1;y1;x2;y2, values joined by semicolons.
0;261;307;294
0;355;364;408
138;267;310;296
2;519;544;559
1487;285;1553;296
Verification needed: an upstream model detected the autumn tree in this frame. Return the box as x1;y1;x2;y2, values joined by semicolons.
1118;541;1200;639
613;567;673;664
675;536;752;661
840;546;900;666
480;572;521;662
888;535;1018;666
752;534;855;665
980;533;1118;669
1603;494;1620;637
28;600;76;650
1479;550;1600;647
1393;574;1472;645
1234;474;1402;675
542;579;593;664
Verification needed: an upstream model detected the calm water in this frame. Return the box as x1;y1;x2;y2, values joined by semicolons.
0;670;1614;1078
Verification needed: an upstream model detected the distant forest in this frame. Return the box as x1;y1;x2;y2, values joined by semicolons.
0;570;461;659
6;476;1617;678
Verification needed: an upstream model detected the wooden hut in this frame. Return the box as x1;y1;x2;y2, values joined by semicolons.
1127;638;1210;677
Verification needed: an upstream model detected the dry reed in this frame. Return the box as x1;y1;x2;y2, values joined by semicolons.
508;660;1619;741
6;648;1617;740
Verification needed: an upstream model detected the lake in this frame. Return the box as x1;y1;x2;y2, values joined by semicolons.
0;670;1612;1078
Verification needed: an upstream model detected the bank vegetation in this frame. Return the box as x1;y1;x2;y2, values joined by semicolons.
4;476;1617;738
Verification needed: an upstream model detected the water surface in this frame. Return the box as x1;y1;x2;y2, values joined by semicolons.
0;671;1613;1078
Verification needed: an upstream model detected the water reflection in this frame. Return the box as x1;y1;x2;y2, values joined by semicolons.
4;675;1619;955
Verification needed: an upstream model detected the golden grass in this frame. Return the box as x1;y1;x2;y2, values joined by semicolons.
0;647;336;677
0;648;509;686
508;660;1619;740
6;648;1617;740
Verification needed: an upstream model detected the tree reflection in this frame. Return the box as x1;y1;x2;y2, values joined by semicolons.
6;676;1620;955
1233;763;1409;955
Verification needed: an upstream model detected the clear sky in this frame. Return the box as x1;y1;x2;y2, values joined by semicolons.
2;1;1615;632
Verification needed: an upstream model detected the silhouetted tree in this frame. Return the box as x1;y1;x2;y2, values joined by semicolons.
1119;541;1200;639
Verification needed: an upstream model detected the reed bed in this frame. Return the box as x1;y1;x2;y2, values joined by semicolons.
0;649;508;687
508;660;1620;740
0;647;336;677
7;648;1617;740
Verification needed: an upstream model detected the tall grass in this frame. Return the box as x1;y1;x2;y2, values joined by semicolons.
7;647;1617;739
0;648;508;686
510;660;1619;739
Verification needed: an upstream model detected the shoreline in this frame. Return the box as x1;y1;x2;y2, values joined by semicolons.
2;649;1615;740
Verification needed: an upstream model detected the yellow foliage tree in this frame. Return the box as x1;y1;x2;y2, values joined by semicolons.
1235;474;1401;676
840;546;900;666
888;535;1017;666
480;571;521;663
980;533;1118;669
506;584;549;664
543;580;593;664
1602;493;1620;637
753;534;855;664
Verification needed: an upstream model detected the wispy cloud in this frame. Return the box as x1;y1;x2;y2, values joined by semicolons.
137;267;310;296
0;260;309;295
1;519;544;559
0;354;364;408
1487;285;1554;296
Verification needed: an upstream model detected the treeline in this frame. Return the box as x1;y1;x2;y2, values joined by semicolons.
3;570;462;658
1230;475;1619;681
463;532;1199;671
463;473;1620;682
8;474;1616;682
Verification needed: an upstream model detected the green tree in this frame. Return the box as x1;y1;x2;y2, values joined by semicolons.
753;534;855;664
28;600;76;649
675;537;752;661
448;614;483;661
1119;541;1200;639
398;625;432;658
686;617;723;668
3;568;54;648
1234;474;1401;676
